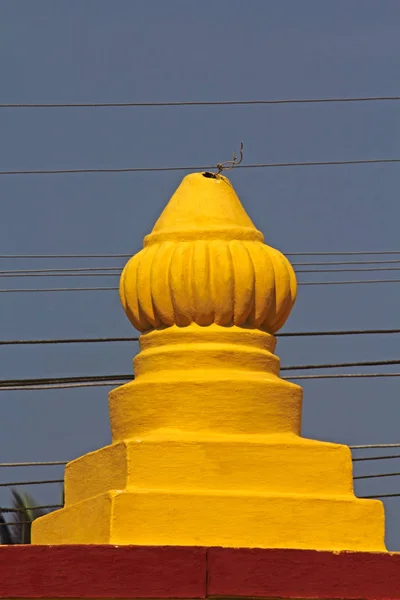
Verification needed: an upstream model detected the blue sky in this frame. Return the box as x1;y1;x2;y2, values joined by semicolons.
1;0;400;548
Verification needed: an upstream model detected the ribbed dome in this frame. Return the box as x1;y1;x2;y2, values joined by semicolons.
120;172;296;333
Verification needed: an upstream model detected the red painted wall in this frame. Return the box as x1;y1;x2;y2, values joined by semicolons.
0;546;400;600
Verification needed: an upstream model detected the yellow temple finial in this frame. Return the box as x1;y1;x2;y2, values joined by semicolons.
120;172;296;332
32;172;386;552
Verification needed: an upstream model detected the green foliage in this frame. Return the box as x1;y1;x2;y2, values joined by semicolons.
0;485;64;545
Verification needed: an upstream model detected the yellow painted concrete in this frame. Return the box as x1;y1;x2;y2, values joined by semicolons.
32;172;386;551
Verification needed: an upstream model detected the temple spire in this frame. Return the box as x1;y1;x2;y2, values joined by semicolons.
32;172;386;552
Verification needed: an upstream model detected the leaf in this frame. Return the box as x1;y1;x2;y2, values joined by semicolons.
1;487;62;544
0;512;15;545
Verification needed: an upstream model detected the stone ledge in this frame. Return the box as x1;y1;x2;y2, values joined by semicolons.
0;545;400;599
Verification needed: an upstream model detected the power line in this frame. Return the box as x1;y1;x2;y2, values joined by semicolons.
354;472;400;480
0;254;132;259
0;505;62;513
0;374;131;388
353;455;400;462
300;279;400;286
0;479;63;487
0;521;36;526
1;372;400;391
287;373;400;380
297;267;400;274
351;444;400;449
2;96;400;108
1;329;400;346
2;453;400;469
5;498;400;514
3;278;400;292
4;266;400;279
1;473;400;486
0;461;67;468
287;251;400;257
278;328;400;337
0;267;122;275
293;259;400;266
0;336;140;345
0;450;400;470
2;158;400;176
10;498;400;515
359;493;400;499
282;359;400;372
0;251;399;260
0;336;139;345
2;359;400;389
0;165;208;176
0;286;118;292
7;264;400;272
0;272;118;278
0;382;120;391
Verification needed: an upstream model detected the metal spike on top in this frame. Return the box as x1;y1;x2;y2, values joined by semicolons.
216;142;244;174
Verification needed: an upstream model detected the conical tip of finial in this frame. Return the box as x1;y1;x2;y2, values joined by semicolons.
144;171;262;246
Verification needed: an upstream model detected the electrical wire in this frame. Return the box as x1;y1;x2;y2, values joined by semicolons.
359;493;400;499
6;264;400;272
296;267;400;274
1;454;400;469
0;479;63;487
287;373;400;380
2;360;400;388
0;268;121;277
2;472;400;487
4;266;400;278
0;254;132;259
0;461;67;467
0;267;122;275
1;328;398;346
0;251;399;260
278;328;400;338
0;375;131;388
0;505;62;513
0;286;118;292
0;521;36;526
281;359;400;372
0;336;140;345
0;382;120;391
0;336;139;345
354;472;400;480
0;273;118;278
19;496;400;507
1;372;400;391
353;455;400;462
287;251;400;257
2;158;400;176
293;259;400;266
300;279;400;286
2;96;400;108
3;278;400;292
2;473;400;486
351;444;400;449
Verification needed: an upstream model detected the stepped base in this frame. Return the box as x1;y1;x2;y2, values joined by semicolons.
32;487;385;551
32;433;386;551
